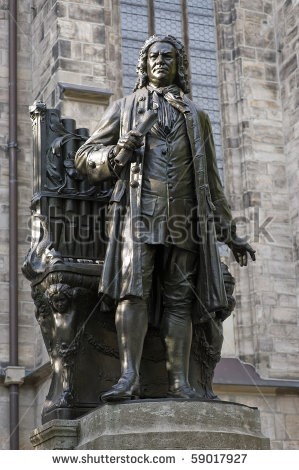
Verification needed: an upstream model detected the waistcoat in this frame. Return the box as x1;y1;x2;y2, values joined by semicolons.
140;96;198;251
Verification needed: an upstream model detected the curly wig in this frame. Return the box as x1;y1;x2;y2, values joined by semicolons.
134;35;190;94
46;283;73;301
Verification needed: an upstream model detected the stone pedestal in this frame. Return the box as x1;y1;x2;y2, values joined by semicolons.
31;399;270;450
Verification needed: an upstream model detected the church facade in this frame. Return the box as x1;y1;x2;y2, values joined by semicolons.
0;0;298;449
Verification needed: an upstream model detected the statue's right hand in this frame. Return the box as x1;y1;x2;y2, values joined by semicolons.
114;130;143;156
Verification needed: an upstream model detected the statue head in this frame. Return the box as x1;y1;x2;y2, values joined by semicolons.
46;283;73;313
134;35;190;93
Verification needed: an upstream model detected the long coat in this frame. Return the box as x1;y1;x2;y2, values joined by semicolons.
75;88;234;321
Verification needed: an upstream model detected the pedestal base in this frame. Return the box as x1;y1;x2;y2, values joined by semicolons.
31;399;270;450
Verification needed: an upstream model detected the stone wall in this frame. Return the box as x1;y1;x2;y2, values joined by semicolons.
214;0;299;379
274;0;299;359
31;0;123;132
0;0;37;371
216;387;299;449
0;0;10;371
0;0;37;450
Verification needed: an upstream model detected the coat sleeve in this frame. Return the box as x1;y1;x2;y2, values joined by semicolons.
75;99;122;183
201;111;236;243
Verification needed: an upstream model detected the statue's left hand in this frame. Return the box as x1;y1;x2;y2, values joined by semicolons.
227;237;256;267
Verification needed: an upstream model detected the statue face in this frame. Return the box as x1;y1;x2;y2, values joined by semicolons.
147;41;177;88
51;293;69;313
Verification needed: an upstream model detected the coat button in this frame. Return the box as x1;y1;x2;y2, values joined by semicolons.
132;165;140;173
169;196;174;201
130;181;139;188
88;160;96;169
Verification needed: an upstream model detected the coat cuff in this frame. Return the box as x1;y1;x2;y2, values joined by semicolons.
86;145;115;183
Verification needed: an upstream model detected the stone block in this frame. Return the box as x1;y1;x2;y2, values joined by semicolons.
267;260;295;279
283;440;299;450
221;62;237;83
272;306;297;324
244;18;274;49
52;39;71;60
31;401;270;450
240;394;275;411
232;46;256;60
217;11;234;25
20;301;35;317
236;338;255;357
0;311;8;324
82;44;105;62
286;25;298;43
220;49;233;61
243;191;261;208
278;294;297;307
31;420;78;450
68;4;104;24
92;24;105;44
217;0;235;14
0;322;8;343
0;342;8;362
279;54;298;81
253;172;273;191
221;28;235;49
92;63;106;77
260;411;276;439
269;354;299;377
285;415;299;439
57;19;92;42
271;440;283;449
270;246;294;263
250;80;280;103
52;58;93;75
257;337;273;352
263;1;273;14
70;42;82;60
0;64;8;78
18;343;35;369
274;339;299;354
53;1;67;18
265;64;278;81
240;0;263;11
0;385;9;403
261;291;278;306
4;366;26;386
0;394;9;449
256;48;276;63
243;61;265;79
276;396;299;414
269;324;299;341
0;11;8;21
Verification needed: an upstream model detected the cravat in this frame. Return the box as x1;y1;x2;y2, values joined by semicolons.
148;85;190;135
153;85;190;114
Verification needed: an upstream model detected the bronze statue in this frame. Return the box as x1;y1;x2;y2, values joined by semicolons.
73;35;255;403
